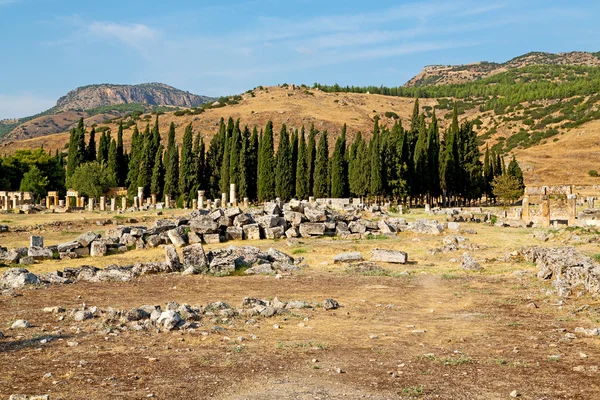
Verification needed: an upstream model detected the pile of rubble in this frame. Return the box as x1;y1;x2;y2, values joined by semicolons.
1;201;452;266
521;246;600;297
1;244;302;290
10;297;340;334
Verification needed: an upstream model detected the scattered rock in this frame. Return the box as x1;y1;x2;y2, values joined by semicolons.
333;252;363;263
371;248;408;264
460;252;482;271
11;319;31;329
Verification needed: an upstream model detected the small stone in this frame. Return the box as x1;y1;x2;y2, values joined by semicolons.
509;390;520;397
11;319;30;329
273;324;280;329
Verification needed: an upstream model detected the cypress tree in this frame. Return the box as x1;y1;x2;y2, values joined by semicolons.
151;145;165;200
107;138;118;183
238;126;250;201
97;131;109;164
127;125;142;194
291;129;299;194
412;114;428;200
258;121;276;201
116;122;126;186
206;118;226;198
295;129;309;199
229;121;242;191
193;132;205;191
483;145;493;199
220;130;231;195
307;125;317;196
86;127;96;162
440;127;458;204
313;131;329;198
66;119;86;178
247;127;259;201
369;123;383;198
137;124;156;195
179;123;195;204
426;112;441;202
507;155;524;189
275;123;294;201
164;123;179;198
349;132;370;197
330;124;347;198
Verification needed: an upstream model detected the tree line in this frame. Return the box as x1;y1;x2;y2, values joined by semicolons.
1;101;524;206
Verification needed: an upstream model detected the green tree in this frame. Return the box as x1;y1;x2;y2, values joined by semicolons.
97;131;110;164
164;123;180;198
330;124;347;198
492;174;524;204
307;124;317;196
506;155;525;190
193;132;205;191
229;120;242;191
179;123;195;204
275;123;294;201
247;127;259;201
66;119;86;178
349;132;370;197
107;138;118;183
116;121;126;186
86;127;96;162
126;125;142;194
151;144;165;200
67;161;116;199
206;118;226;198
313;131;330;198
19;165;49;201
295;129;309;199
369;119;383;198
258;121;276;201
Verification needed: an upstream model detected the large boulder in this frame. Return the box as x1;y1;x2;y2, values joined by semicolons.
165;245;181;272
77;231;99;247
243;224;261;240
233;213;253;227
224;207;243;218
27;247;53;260
90;241;107;257
348;220;367;234
93;265;134;282
371;249;408;264
0;249;20;264
226;226;244;241
264;226;285;239
182;244;208;274
334;252;363;263
1;268;39;288
189;216;219;234
299;223;325;237
167;229;187;247
264;202;281;215
57;241;81;253
304;207;326;222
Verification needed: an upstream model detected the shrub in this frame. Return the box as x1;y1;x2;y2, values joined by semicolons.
589;170;599;177
384;111;399;119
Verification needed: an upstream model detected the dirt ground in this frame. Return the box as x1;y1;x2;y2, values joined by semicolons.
1;210;600;399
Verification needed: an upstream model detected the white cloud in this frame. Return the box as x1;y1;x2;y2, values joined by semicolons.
87;21;157;53
0;93;55;120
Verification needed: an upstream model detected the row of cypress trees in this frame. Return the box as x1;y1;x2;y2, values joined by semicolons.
65;102;522;205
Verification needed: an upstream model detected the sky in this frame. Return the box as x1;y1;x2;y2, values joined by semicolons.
0;0;599;119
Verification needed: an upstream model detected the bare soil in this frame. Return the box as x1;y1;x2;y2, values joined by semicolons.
1;212;600;399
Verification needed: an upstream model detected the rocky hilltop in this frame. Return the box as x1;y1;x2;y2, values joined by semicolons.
405;51;600;87
52;83;213;112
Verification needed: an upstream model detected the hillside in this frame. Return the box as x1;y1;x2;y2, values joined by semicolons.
0;83;214;141
405;51;600;87
2;85;600;187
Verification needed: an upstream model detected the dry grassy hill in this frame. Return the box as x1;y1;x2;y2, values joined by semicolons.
2;85;600;186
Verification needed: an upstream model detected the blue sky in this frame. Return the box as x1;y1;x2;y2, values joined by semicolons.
0;0;599;119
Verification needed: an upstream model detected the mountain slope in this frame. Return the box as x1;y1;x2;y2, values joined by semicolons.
0;83;214;141
405;51;600;87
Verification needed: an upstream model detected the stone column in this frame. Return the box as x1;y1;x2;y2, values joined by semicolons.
514;209;523;220
215;199;220;208
221;192;227;207
12;197;18;209
243;197;249;208
137;187;144;207
522;196;530;221
59;199;65;207
206;199;212;209
88;198;95;211
398;205;404;215
588;196;595;209
122;197;127;211
164;195;170;209
424;204;431;213
541;197;550;227
192;199;197;210
567;194;577;226
110;198;116;212
133;196;139;209
80;197;86;208
230;184;237;207
309;196;315;204
151;194;157;205
198;190;205;209
99;196;106;211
